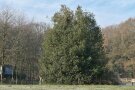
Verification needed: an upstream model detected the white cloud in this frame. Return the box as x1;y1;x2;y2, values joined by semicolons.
115;0;135;7
0;0;135;27
2;0;31;6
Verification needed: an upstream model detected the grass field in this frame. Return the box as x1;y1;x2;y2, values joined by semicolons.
0;85;135;90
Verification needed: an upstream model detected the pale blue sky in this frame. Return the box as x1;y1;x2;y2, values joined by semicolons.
0;0;135;27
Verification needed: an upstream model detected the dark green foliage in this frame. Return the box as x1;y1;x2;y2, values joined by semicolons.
41;5;107;84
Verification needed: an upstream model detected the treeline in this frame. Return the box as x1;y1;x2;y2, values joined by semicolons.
0;5;125;85
0;8;47;84
103;18;135;78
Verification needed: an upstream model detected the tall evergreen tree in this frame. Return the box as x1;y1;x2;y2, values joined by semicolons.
41;5;107;84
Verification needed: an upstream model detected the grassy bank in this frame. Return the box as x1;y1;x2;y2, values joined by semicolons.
0;85;135;90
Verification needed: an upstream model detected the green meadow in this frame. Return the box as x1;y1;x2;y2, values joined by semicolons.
0;85;135;90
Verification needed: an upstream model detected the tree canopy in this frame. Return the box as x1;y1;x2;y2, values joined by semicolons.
40;5;107;84
103;18;135;78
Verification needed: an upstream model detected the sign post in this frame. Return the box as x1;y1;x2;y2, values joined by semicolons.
0;66;2;84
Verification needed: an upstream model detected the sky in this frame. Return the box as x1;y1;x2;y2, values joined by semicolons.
0;0;135;27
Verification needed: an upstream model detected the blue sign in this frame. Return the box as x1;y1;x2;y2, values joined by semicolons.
5;67;13;75
3;65;13;75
